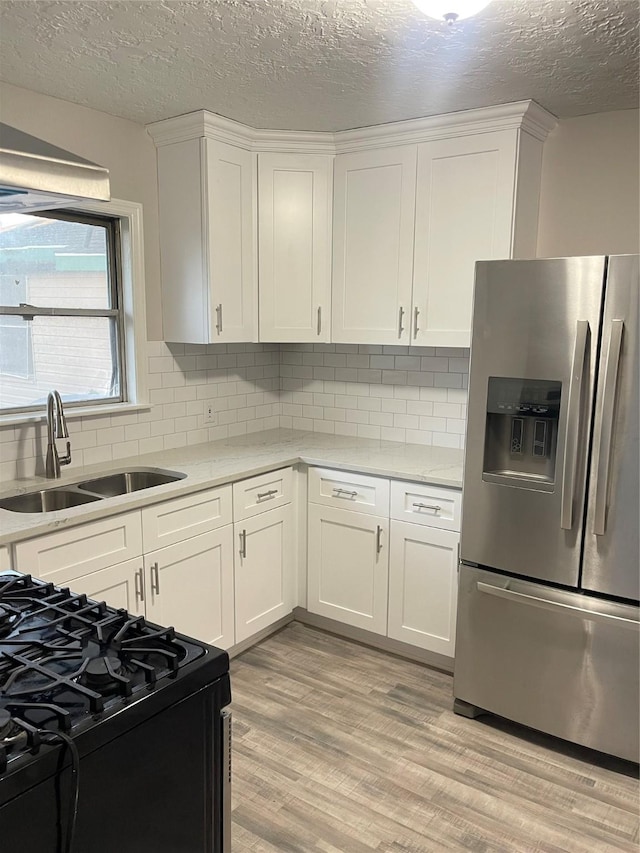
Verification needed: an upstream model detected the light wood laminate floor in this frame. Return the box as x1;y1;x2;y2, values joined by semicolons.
230;623;639;853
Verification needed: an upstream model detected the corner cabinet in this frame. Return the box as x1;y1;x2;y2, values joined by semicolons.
331;146;418;344
258;153;333;343
149;115;256;343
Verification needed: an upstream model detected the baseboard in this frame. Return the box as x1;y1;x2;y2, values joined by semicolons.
228;612;295;659
292;607;454;674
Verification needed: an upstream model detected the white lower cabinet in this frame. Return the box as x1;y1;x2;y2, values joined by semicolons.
68;557;145;618
388;520;458;657
234;503;294;643
307;503;389;634
307;467;461;659
144;526;234;649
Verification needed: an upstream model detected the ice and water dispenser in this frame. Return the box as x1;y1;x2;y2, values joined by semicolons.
482;377;561;491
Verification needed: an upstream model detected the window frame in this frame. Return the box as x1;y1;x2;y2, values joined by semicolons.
0;198;149;426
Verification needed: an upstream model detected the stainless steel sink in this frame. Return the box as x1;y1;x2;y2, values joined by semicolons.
0;489;102;513
0;468;186;513
77;469;185;497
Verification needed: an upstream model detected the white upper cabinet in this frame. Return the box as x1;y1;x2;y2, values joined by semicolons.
331;146;418;344
150;115;256;343
149;103;555;348
258;153;333;343
412;129;536;348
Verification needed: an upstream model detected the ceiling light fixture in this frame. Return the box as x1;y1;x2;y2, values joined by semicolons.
411;0;492;24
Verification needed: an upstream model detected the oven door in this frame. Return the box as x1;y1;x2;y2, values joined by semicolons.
454;565;640;762
0;681;231;853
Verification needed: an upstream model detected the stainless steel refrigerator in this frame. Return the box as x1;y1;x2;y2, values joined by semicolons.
454;255;639;763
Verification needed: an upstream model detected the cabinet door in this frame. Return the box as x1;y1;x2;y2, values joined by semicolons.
67;557;145;618
412;131;518;348
205;138;256;342
144;526;234;649
234;504;294;643
388;520;458;656
0;546;11;572
332;146;417;344
259;153;333;343
307;503;389;634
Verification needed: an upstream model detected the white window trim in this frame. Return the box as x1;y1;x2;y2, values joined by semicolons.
0;198;150;427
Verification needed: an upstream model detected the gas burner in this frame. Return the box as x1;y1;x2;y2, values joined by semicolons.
81;644;125;689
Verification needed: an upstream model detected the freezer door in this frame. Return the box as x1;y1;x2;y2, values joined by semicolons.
454;565;640;763
461;257;605;587
583;255;639;601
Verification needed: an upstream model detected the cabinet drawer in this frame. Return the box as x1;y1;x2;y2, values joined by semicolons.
233;468;292;522
390;481;461;531
14;512;143;587
141;485;232;552
308;467;389;517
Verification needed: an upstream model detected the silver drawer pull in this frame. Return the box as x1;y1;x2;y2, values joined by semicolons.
134;566;145;605
333;488;358;498
215;303;223;334
239;529;247;559
257;489;278;500
151;561;160;596
412;502;441;513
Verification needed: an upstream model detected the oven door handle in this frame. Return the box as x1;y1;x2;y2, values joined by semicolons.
477;581;639;629
221;709;232;853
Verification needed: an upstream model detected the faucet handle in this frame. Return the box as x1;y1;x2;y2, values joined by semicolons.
59;441;72;467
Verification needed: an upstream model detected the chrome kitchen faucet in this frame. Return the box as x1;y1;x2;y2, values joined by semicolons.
45;390;71;478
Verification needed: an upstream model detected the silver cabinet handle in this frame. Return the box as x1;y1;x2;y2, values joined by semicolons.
332;488;358;498
413;306;420;338
477;581;639;630
317;306;322;336
215;303;223;334
593;320;624;536
398;306;405;338
376;525;383;554
239;529;247;559
257;489;278;500
560;319;589;530
151;561;160;596
134;566;145;605
412;502;441;513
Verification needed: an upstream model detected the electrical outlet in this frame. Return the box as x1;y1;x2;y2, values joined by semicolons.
204;402;217;425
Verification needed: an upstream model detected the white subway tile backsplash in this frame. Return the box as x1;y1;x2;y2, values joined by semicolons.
0;342;469;482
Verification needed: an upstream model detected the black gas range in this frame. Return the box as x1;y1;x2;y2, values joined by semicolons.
0;571;231;853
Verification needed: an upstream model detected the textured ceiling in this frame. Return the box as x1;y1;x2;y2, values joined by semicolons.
0;0;638;131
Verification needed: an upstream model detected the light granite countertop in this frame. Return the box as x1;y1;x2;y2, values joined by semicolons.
0;429;464;546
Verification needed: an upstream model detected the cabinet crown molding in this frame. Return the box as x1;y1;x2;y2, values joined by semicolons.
147;100;557;153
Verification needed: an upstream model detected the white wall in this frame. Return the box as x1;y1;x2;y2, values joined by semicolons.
537;109;639;258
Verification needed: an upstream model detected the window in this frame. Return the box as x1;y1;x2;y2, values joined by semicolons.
0;209;127;414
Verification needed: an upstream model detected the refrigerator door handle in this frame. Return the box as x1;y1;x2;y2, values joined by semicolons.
593;319;624;536
560;319;590;530
477;581;639;630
